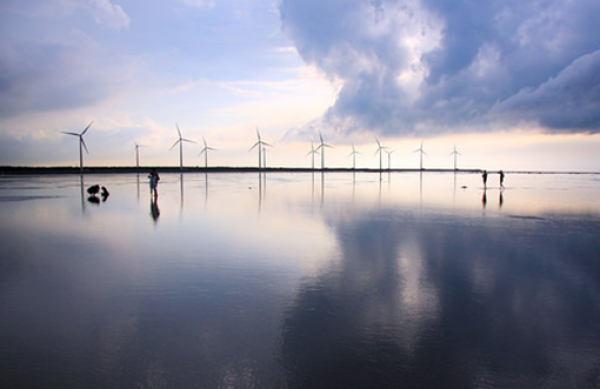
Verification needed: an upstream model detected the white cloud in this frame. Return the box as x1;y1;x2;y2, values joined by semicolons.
1;0;130;30
177;0;215;8
88;0;130;30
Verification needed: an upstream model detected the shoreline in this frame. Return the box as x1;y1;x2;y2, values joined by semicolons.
1;166;599;175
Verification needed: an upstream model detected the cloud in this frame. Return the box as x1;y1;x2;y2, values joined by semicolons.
492;50;600;131
0;32;133;119
279;0;600;136
177;0;215;8
0;0;129;30
0;0;137;120
88;0;130;30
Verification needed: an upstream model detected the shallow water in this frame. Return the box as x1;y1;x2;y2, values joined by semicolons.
1;172;600;389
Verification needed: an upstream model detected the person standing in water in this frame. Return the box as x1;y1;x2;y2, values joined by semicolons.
482;170;488;189
499;170;505;188
149;168;160;197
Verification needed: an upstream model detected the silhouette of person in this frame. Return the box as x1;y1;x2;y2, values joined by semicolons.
101;186;110;202
149;168;160;197
482;170;488;188
499;170;505;188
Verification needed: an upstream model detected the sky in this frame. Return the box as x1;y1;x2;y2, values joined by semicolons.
1;0;600;171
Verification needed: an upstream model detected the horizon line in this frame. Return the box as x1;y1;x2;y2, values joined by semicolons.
1;166;600;176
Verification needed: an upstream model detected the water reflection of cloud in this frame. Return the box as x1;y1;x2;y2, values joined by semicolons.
279;207;600;388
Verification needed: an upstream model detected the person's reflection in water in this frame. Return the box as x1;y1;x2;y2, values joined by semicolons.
499;191;504;208
482;190;487;207
150;196;160;223
87;195;100;205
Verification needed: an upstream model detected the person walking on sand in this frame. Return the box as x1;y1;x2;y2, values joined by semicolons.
499;170;505;188
149;168;160;197
482;170;488;189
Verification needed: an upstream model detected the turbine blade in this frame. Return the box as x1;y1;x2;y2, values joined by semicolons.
249;141;260;151
256;128;261;141
262;141;273;148
81;120;94;135
62;132;79;136
81;138;89;154
182;138;196;144
176;123;182;138
169;140;181;151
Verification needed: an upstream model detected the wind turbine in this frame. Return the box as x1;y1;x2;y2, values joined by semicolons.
316;132;333;169
449;144;461;170
374;137;387;171
62;121;94;173
169;123;196;170
414;141;427;170
306;141;320;170
249;128;272;170
133;140;142;169
386;149;395;170
199;137;217;169
349;143;360;170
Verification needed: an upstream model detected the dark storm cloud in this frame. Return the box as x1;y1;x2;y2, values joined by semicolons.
492;50;600;131
279;0;600;135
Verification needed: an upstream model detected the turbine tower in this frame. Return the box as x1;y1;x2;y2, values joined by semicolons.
374;137;387;171
263;146;268;169
414;141;427;170
306;141;320;171
62;121;94;173
316;132;333;169
199;137;217;169
249;128;272;170
349;143;360;170
133;140;142;169
169;123;196;170
449;144;461;170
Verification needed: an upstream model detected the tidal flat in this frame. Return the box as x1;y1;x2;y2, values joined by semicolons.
1;171;600;389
